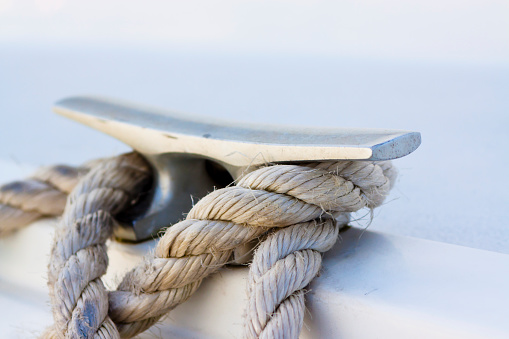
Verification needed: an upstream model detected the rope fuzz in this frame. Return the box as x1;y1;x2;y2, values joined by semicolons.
0;154;396;338
245;217;347;338
110;160;396;338
45;153;152;338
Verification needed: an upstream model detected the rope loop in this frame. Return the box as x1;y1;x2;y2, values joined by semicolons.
0;154;396;338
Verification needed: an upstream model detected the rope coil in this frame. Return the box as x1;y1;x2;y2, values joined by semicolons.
0;152;396;338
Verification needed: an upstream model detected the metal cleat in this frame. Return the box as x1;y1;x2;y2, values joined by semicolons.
54;96;421;241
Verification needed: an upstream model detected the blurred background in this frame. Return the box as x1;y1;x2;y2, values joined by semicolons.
0;0;508;253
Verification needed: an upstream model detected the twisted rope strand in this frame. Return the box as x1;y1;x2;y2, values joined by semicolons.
109;220;269;337
45;153;152;339
0;164;90;236
245;218;345;338
239;161;396;338
0;154;395;338
106;161;394;338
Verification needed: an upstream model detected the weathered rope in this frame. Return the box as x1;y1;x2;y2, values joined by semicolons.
238;161;395;338
110;160;396;338
0;163;92;236
245;217;346;338
46;153;152;338
0;152;396;338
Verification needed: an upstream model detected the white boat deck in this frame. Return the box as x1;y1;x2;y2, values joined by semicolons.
1;220;508;338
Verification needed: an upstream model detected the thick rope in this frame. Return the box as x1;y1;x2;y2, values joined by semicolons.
110;160;395;338
238;161;396;338
0;153;396;338
0;164;91;236
245;217;347;338
45;153;152;338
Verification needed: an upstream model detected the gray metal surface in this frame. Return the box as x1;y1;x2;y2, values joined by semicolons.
54;96;421;241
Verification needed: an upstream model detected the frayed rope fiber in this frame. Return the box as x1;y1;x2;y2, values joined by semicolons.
0;152;396;338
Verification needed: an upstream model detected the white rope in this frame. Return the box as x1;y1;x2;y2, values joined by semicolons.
0;154;396;338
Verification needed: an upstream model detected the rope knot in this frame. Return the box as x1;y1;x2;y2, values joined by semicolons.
1;154;396;338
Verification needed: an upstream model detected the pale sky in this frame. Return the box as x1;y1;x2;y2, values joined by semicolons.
1;0;508;64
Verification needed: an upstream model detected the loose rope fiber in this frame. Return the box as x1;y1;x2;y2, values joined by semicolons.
0;152;396;338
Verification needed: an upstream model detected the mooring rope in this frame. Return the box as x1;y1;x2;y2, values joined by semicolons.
0;157;110;237
0;152;396;338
